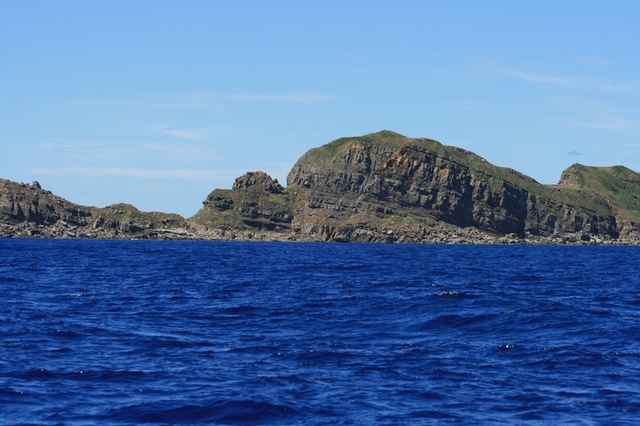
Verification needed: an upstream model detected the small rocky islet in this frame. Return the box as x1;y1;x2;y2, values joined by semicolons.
2;131;640;244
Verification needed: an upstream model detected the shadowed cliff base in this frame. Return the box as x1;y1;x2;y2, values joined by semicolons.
3;131;640;244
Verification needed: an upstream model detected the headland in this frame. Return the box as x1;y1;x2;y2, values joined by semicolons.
3;131;639;244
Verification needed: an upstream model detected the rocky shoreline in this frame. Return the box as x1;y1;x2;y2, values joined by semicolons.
3;131;640;245
3;219;638;246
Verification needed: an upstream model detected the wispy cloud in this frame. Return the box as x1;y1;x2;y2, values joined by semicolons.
146;123;236;138
162;129;204;141
39;141;105;150
68;91;334;110
430;100;494;111
476;63;640;94
567;150;585;156
68;94;223;110
567;118;640;134
30;167;226;179
227;91;334;103
42;128;228;154
569;56;616;67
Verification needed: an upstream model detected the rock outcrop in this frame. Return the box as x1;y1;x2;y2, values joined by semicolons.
0;179;194;239
190;171;293;232
281;131;626;242
557;163;640;238
2;131;640;244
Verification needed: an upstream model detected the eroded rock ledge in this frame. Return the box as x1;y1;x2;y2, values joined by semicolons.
2;131;640;244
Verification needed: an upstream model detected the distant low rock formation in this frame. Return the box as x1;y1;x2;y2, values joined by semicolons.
0;179;193;239
2;131;640;244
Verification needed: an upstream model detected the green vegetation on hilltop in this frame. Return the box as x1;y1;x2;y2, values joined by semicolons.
297;130;548;197
298;130;438;168
4;131;640;242
560;164;640;212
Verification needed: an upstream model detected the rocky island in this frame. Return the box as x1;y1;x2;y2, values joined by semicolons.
2;131;640;244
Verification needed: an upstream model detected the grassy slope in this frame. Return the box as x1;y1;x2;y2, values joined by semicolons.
99;203;187;226
294;131;615;216
188;190;245;228
0;179;186;228
6;131;640;235
296;130;544;191
189;188;292;229
559;164;640;220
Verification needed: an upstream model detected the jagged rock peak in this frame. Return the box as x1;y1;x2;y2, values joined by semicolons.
558;163;589;186
231;171;284;194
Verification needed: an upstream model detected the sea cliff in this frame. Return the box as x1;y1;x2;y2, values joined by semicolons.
3;131;640;244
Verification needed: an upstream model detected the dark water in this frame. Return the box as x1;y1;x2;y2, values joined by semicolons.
1;239;640;425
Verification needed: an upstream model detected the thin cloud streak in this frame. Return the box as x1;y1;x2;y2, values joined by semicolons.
34;139;219;162
429;100;494;111
568;119;640;134
31;167;227;179
67;91;334;110
161;129;205;141
68;95;223;110
227;92;335;103
477;63;640;94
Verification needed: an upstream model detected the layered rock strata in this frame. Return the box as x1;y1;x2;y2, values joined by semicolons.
2;131;640;244
0;179;194;239
190;171;293;232
280;131;627;242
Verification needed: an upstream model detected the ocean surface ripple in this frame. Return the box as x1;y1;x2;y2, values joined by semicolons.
1;239;639;424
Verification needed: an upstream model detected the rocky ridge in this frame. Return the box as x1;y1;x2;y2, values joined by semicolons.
2;131;640;244
0;179;194;239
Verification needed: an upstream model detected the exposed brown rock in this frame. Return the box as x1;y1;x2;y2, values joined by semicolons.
281;131;627;242
191;172;292;232
232;171;284;194
2;131;640;244
0;179;194;239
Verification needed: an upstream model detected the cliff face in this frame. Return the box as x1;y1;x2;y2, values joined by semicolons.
283;131;622;241
0;179;191;239
3;131;640;243
286;137;526;236
556;164;640;237
191;171;293;232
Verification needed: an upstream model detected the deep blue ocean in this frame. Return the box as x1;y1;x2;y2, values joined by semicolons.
1;239;640;425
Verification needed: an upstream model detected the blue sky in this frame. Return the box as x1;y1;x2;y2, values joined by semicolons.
2;1;639;217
